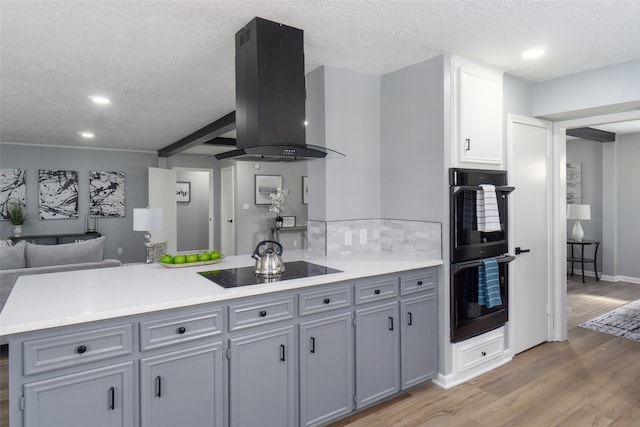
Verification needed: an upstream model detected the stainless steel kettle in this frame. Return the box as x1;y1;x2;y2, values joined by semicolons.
252;240;285;276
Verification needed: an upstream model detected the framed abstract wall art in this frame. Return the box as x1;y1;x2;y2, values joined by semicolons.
39;170;78;219
89;171;125;217
0;168;26;220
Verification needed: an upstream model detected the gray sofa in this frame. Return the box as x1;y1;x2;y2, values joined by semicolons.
0;236;121;313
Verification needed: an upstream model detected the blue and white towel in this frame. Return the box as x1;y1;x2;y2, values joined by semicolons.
478;258;502;308
476;184;501;232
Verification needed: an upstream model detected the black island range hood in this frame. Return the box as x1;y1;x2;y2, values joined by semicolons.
215;17;344;161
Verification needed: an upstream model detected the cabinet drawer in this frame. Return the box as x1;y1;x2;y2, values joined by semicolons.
459;334;503;372
23;324;133;375
228;295;295;332
298;285;352;316
354;277;398;305
400;269;436;296
140;307;224;351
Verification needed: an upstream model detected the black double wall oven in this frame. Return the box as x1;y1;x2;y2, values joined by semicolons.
449;168;515;342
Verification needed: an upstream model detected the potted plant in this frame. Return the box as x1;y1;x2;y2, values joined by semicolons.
7;199;26;236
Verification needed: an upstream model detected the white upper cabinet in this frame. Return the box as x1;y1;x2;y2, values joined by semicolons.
453;57;504;166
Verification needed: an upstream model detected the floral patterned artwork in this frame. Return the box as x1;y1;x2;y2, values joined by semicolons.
39;170;78;219
0;168;26;220
89;171;125;217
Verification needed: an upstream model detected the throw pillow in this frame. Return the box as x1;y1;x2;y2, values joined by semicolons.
0;239;14;248
26;236;106;268
0;240;26;269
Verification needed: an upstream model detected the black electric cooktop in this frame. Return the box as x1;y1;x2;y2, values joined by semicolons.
198;261;343;288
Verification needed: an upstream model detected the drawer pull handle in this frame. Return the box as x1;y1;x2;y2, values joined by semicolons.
323;298;331;304
408;312;413;326
374;289;381;295
481;351;487;357
259;310;267;317
417;280;423;286
280;344;286;362
155;376;162;398
389;316;394;331
310;337;316;354
76;345;87;354
109;386;115;410
176;326;186;335
465;138;471;151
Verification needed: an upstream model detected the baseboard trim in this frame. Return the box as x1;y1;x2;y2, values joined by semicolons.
432;355;512;389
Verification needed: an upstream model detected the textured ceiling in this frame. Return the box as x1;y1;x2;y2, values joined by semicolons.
1;0;639;154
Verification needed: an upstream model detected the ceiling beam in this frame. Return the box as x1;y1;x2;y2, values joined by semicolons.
203;137;236;146
566;127;616;142
158;111;236;157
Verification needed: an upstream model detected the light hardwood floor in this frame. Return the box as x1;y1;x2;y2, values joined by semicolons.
1;276;638;427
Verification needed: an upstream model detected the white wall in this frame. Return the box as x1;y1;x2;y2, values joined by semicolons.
533;59;640;119
176;170;210;252
307;66;381;222
380;56;445;222
615;133;640;279
566;138;604;271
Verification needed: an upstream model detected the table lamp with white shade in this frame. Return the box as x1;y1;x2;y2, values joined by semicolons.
567;203;590;242
133;207;163;263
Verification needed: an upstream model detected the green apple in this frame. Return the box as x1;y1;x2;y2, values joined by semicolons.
209;249;222;260
186;253;199;263
197;252;211;262
159;254;174;264
173;254;186;264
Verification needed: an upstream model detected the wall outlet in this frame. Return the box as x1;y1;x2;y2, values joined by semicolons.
117;247;123;255
344;230;352;245
359;229;367;244
243;203;249;210
293;239;298;247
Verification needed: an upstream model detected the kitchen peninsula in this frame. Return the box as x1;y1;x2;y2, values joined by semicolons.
1;251;442;427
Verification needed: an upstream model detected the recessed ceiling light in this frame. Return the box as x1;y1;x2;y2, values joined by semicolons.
79;132;95;139
89;95;110;105
522;48;546;59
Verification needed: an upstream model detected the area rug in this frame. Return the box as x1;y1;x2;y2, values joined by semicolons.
580;300;640;342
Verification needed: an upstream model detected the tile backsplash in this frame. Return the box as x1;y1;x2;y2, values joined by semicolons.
307;218;441;259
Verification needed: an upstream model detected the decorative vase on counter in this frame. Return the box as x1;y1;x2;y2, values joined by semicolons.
13;224;22;237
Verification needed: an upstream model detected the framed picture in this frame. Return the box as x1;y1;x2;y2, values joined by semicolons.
176;181;191;203
281;216;296;228
255;175;282;205
302;176;308;205
89;171;125;217
39;170;78;219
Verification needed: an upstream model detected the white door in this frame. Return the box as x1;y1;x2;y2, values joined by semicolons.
148;167;177;254
509;116;552;354
221;166;235;256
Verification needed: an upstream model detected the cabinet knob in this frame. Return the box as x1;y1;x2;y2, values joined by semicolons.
76;345;87;354
176;326;186;335
323;298;331;304
417;280;423;286
481;351;487;357
259;310;267;317
374;289;381;295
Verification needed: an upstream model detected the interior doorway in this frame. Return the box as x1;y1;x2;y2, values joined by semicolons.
175;168;214;252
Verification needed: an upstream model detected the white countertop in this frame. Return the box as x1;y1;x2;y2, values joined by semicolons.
0;251;442;337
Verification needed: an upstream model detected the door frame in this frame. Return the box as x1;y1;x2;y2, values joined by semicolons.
551;109;640;341
506;114;554;351
220;166;235;256
172;167;214;251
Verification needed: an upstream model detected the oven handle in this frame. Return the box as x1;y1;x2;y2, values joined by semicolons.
451;255;516;274
451;185;515;196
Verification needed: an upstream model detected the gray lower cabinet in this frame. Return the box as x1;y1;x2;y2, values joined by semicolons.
229;325;296;427
22;361;134;427
401;293;438;389
139;342;224;427
354;301;400;408
299;312;354;426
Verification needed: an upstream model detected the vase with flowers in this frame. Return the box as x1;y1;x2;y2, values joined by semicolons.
269;188;289;229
